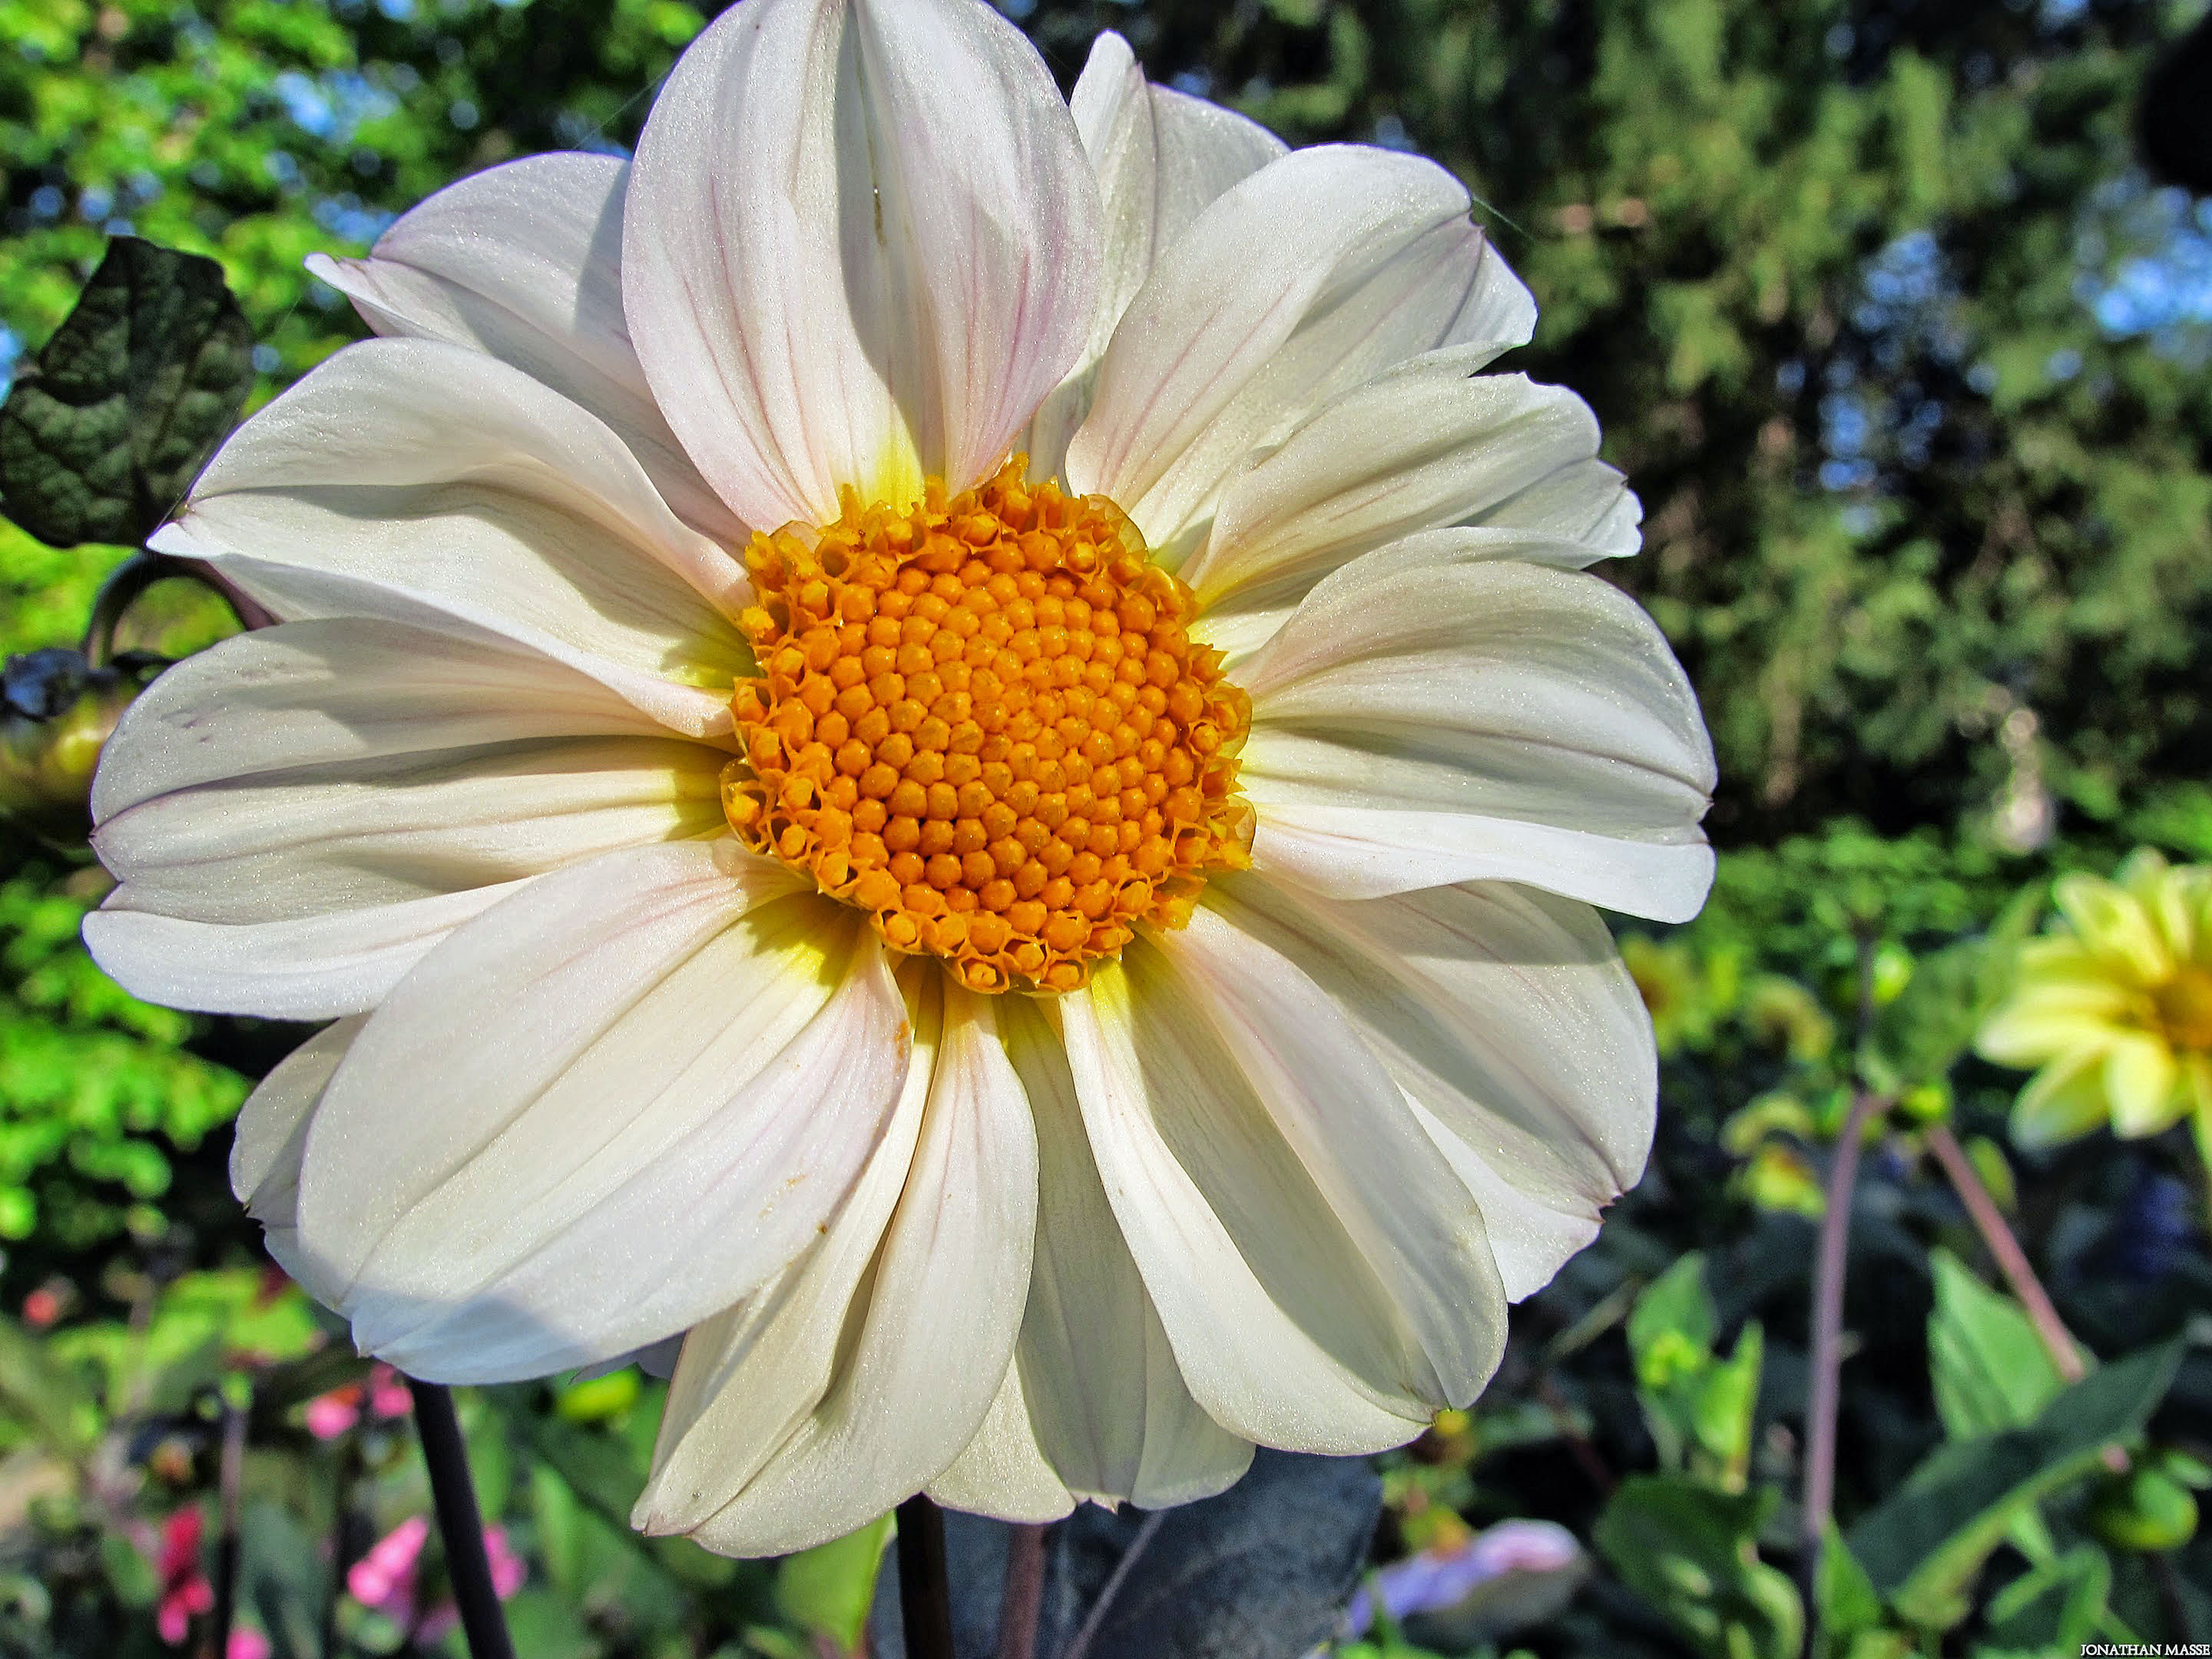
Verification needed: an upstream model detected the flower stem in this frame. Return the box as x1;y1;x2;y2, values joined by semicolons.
895;1495;955;1659
80;549;171;670
406;1379;515;1659
1923;1123;2085;1382
1804;1091;1886;1579
206;1395;247;1659
995;1523;1048;1659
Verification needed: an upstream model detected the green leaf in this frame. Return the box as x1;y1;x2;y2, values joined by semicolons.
1814;1524;1884;1656
1690;1320;1764;1490
0;1311;101;1455
1926;1250;2069;1439
1593;1475;1803;1659
778;1515;892;1651
1631;1253;1718;1364
512;1408;647;1528
0;237;253;549
1973;1545;2112;1658
1846;1341;2182;1629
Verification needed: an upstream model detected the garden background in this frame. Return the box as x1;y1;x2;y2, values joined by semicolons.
0;0;2208;1654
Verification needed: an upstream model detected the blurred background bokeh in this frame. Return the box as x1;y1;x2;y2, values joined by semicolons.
1;1;2209;1655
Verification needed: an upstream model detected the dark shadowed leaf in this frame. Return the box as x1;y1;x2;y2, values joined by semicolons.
870;1451;1382;1659
0;237;253;549
1846;1341;2181;1628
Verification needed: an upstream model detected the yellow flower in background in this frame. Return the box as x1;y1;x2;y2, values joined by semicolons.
1978;849;2212;1155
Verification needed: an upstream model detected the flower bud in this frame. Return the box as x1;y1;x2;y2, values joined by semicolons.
0;648;156;848
2089;1466;2199;1552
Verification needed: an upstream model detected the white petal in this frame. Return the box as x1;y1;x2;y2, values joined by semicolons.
1237;551;1715;919
161;337;750;738
295;840;909;1381
639;970;945;1537
306;154;742;540
1146;902;1507;1402
89;619;693;823
1194;525;1636;667
669;982;1040;1555
84;620;726;1019
1184;357;1611;615
1023;31;1285;479
1059;959;1439;1453
95;735;722;925
1200;874;1652;1301
623;0;1100;528
926;1354;1076;1523
86;886;528;1022
1066;144;1535;557
998;993;1253;1507
230;1017;365;1303
1475;458;1643;555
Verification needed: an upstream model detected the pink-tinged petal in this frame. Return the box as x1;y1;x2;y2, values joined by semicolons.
307;154;742;540
623;0;1100;527
295;840;911;1382
302;1392;360;1440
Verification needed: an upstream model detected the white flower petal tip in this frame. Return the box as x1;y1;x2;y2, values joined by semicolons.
301;155;743;541
622;0;1102;530
293;841;912;1383
1059;953;1495;1453
1235;549;1717;922
635;980;1041;1556
1065;141;1537;553
1181;364;1621;617
81;618;728;1022
1022;30;1286;478
1205;874;1655;1303
164;337;753;740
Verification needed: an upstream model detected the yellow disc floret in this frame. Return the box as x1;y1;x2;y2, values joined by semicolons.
724;458;1253;994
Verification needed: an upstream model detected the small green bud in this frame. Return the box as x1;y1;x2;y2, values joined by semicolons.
1896;1078;1952;1124
2089;1467;2198;1552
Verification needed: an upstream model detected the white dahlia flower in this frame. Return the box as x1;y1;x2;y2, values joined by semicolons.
85;0;1714;1553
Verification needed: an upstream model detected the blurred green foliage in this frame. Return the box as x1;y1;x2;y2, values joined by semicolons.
1;0;2210;1655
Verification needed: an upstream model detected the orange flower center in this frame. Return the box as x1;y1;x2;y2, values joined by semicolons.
724;458;1253;994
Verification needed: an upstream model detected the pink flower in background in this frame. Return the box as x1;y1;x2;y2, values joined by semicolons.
303;1362;413;1439
347;1515;524;1638
154;1508;212;1644
227;1628;273;1659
